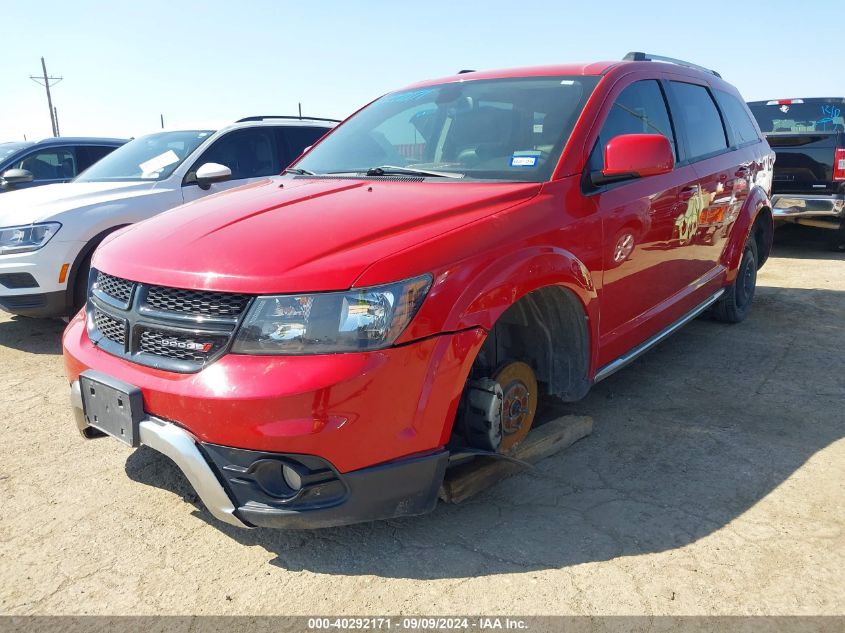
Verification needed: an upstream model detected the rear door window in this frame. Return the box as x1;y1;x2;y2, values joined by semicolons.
714;90;760;146
76;145;119;171
277;127;330;167
669;82;728;160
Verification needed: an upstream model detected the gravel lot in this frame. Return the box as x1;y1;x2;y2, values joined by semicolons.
0;226;843;616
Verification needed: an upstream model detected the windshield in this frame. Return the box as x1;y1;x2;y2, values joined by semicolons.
75;130;213;182
0;142;31;163
748;101;845;133
295;76;599;182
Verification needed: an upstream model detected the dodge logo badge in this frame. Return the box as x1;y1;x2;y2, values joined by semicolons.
160;339;213;353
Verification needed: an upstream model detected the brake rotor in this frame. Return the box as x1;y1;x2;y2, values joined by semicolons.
494;361;538;453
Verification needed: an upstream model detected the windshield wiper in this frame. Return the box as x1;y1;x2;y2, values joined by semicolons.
364;165;463;179
284;167;318;176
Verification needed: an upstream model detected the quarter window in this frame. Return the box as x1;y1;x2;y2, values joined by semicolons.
713;90;760;146
670;82;728;160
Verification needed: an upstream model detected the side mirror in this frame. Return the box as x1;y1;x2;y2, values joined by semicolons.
592;134;674;186
195;163;232;190
1;168;34;188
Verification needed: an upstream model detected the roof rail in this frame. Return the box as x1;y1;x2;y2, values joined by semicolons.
623;52;721;78
236;115;341;123
457;69;475;74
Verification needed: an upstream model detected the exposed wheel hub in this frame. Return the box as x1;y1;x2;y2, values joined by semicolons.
494;361;538;453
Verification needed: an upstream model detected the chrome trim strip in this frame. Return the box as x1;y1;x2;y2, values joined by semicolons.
71;381;249;529
594;289;725;383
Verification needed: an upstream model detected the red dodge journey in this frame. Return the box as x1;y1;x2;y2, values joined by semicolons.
63;53;775;529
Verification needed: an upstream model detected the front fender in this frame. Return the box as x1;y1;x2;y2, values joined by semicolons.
721;185;772;282
444;246;597;332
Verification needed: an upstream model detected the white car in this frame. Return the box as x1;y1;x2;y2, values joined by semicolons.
0;116;336;317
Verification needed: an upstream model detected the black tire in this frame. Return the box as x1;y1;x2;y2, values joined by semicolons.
71;251;93;314
828;225;845;253
712;238;758;323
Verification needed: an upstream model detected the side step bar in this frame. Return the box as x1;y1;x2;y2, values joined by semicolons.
594;289;725;383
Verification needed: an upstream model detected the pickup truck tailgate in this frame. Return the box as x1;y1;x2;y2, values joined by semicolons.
766;132;843;195
747;98;845;196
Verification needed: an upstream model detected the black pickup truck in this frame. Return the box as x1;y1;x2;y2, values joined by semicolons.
747;98;845;250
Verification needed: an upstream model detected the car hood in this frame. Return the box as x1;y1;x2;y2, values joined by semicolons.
95;177;541;293
0;181;161;226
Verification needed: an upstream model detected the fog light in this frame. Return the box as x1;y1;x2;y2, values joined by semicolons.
282;463;303;491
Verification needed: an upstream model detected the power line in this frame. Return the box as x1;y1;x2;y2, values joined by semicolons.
29;57;62;137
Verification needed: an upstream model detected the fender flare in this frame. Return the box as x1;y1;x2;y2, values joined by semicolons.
721;185;773;282
446;246;598;332
402;246;600;387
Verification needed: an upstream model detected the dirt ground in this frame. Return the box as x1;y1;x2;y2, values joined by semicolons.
0;225;842;616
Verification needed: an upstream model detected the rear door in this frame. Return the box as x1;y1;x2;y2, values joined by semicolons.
181;127;282;203
665;80;738;272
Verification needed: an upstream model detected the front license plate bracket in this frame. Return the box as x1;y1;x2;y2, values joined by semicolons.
79;370;144;447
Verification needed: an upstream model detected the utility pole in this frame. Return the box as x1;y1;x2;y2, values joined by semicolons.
54;107;60;136
160;114;165;129
29;57;62;137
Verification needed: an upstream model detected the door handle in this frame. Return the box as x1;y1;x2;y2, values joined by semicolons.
679;186;698;201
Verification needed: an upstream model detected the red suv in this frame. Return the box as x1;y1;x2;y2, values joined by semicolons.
63;53;775;529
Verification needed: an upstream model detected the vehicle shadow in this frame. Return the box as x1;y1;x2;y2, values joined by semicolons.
0;314;65;355
125;282;845;580
770;223;845;260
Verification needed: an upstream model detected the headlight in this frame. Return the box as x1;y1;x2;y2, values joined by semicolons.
232;275;432;355
0;222;61;255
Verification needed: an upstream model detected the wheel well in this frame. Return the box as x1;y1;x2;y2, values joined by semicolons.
65;225;128;308
470;285;590;403
752;207;773;268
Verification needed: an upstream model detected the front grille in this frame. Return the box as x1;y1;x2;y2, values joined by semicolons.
138;328;229;363
96;271;134;304
87;269;253;373
94;309;126;346
146;285;250;318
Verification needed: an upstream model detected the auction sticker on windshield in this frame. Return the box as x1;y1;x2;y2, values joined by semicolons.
139;150;180;178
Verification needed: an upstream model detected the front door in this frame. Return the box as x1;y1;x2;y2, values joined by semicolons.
592;79;696;364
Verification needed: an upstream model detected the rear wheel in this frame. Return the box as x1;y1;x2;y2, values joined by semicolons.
712;238;758;323
828;222;845;253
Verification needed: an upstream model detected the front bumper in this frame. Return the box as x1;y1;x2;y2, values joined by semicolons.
0;239;84;316
63;312;485;473
70;380;449;529
0;290;67;317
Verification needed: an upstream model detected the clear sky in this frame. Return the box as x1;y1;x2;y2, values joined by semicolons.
1;0;840;141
